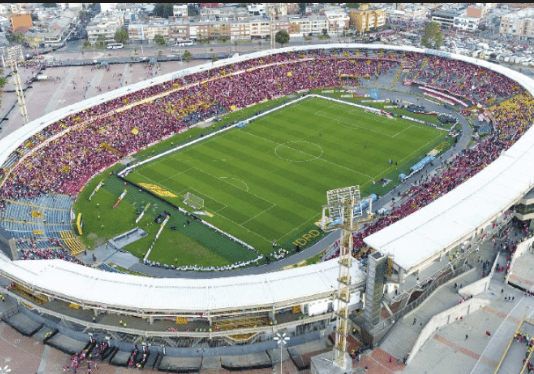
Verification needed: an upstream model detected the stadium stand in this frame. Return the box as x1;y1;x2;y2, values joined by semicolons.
0;44;533;350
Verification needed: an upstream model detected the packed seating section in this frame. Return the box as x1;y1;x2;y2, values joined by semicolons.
0;48;530;263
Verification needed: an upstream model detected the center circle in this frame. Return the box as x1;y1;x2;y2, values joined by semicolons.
274;141;323;162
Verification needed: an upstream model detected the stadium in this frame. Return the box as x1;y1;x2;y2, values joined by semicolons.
0;43;534;371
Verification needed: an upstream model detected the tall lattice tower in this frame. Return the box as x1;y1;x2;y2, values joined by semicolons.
321;186;373;369
1;46;28;124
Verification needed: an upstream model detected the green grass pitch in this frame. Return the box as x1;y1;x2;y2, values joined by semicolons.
125;97;446;255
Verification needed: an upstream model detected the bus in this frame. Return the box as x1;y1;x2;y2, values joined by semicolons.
176;40;194;47
107;43;124;50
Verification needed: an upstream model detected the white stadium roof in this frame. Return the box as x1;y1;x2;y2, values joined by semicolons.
0;251;365;312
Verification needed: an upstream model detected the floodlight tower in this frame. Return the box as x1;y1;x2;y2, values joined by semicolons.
2;46;28;124
321;186;373;369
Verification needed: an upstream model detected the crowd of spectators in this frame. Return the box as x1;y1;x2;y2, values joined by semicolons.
408;55;522;106
350;92;533;255
0;50;402;200
0;48;530;266
17;237;84;265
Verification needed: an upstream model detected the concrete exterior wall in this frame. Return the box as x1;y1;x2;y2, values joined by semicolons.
459;254;499;297
507;235;534;284
514;235;534;258
407;298;490;364
458;275;490;297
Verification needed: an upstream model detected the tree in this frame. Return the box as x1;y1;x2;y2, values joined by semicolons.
154;34;166;45
211;54;218;63
346;3;360;8
422;21;443;49
154;3;174;18
83;40;91;48
188;6;198;17
322;28;328;36
298;3;306;14
7;33;25;45
0;73;7;107
275;30;290;47
96;35;106;46
78;10;90;19
182;50;192;62
114;29;128;44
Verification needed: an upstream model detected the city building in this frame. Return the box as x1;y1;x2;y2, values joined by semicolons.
247;4;266;17
9;13;32;32
351;5;386;33
0;15;10;32
499;8;534;39
0;3;21;16
86;13;124;45
466;5;488;19
25;10;78;47
208;21;231;40
100;3;117;13
229;20;250;41
173;4;188;18
286;3;300;15
454;14;480;32
266;3;288;17
168;22;190;42
386;8;405;23
128;20;169;43
405;5;428;22
249;17;272;39
200;6;248;21
507;4;534;10
324;9;350;33
115;4;142;25
288;15;328;36
431;10;458;29
188;22;211;41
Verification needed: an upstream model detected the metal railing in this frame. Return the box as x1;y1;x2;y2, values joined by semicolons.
5;290;334;341
386;214;512;305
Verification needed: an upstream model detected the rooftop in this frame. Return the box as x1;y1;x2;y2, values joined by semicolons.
0;251;366;312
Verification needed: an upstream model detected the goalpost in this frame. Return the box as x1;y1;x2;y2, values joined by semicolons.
183;192;204;210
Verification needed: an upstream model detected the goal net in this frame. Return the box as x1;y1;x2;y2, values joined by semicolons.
183;192;204;210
